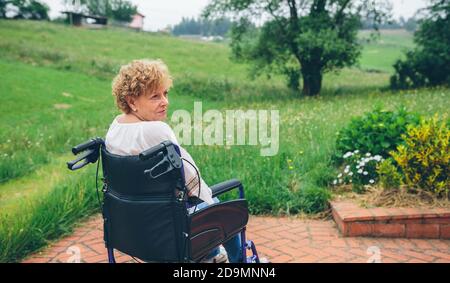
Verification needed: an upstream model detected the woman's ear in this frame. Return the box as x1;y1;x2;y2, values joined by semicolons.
125;96;136;112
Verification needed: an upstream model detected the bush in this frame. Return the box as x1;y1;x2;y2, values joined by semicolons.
376;158;402;190
332;151;384;193
390;1;450;89
335;106;421;162
390;116;449;197
297;184;331;214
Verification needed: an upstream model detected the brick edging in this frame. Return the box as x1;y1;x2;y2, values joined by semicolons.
330;200;450;239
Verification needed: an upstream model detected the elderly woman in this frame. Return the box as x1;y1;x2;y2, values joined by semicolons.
105;59;242;263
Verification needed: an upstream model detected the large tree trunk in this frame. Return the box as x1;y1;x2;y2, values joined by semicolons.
301;65;323;96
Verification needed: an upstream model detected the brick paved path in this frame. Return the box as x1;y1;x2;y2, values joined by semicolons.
22;214;450;263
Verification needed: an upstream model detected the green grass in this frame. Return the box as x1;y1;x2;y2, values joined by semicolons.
358;29;414;73
0;168;100;262
0;20;448;262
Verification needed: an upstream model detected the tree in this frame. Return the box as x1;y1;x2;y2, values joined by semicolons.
203;0;391;96
2;0;49;20
403;16;418;32
172;16;233;36
0;1;8;18
110;0;137;22
390;0;450;89
62;0;136;22
172;17;203;35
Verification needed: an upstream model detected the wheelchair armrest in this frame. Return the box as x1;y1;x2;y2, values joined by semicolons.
211;179;242;198
188;179;243;205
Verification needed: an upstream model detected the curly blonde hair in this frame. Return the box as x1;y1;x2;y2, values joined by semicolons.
112;59;173;113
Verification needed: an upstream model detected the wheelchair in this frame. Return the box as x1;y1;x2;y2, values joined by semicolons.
67;138;260;263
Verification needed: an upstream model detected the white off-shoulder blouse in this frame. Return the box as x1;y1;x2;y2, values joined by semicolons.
105;117;214;204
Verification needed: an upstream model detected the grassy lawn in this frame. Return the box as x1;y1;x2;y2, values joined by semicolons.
0;20;448;262
358;29;414;73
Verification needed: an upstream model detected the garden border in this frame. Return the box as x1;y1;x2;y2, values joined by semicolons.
331;200;450;239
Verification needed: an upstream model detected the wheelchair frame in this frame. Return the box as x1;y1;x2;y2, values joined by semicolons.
68;138;260;263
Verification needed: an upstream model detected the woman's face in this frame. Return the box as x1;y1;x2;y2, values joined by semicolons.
129;86;169;121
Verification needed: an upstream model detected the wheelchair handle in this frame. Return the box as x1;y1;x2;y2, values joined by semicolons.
72;137;103;155
139;141;173;161
68;138;103;171
67;149;95;170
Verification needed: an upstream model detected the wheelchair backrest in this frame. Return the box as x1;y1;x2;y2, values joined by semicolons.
101;143;190;262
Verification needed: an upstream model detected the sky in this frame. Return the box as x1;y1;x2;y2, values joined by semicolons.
43;0;429;32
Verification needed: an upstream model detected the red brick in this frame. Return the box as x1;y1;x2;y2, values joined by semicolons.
381;251;410;262
389;218;423;225
402;208;426;219
368;208;392;221
402;250;435;262
253;245;281;258
440;224;450;239
406;224;440;239
423;250;450;261
332;209;345;233
343;213;375;222
83;254;108;263
270;254;293;263
347;223;373;237
372;224;405;237
88;242;107;255
23;257;53;263
424;217;450;225
265;238;291;248
20;213;450;264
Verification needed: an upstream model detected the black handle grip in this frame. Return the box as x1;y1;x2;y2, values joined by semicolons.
139;143;167;160
72;138;102;155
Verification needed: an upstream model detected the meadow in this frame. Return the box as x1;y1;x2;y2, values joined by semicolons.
0;20;448;262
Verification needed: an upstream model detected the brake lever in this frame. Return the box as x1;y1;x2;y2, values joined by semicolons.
67;149;94;171
144;155;174;179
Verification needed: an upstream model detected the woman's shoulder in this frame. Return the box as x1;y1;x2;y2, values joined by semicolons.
141;120;177;141
142;120;173;131
112;115;171;129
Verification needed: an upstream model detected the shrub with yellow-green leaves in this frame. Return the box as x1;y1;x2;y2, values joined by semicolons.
390;116;449;197
376;159;403;190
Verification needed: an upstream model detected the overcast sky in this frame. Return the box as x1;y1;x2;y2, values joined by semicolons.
44;0;429;32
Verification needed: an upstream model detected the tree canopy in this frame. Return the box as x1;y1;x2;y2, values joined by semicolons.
172;17;233;36
0;0;49;20
203;0;391;96
62;0;137;22
390;0;450;89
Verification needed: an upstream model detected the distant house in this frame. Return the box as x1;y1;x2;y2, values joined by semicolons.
129;12;145;31
62;11;107;28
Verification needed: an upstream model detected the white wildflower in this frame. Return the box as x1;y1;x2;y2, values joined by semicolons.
363;171;368;175
343;152;353;159
366;153;371;157
358;169;363;174
348;172;353;176
338;173;343;178
369;179;375;184
333;180;337;185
